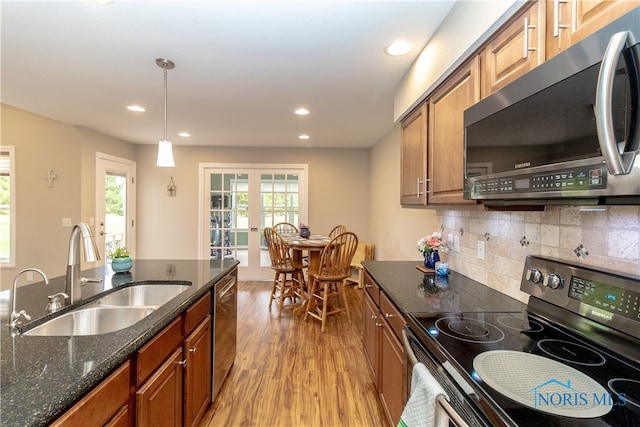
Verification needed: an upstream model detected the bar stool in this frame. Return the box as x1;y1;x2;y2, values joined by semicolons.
264;227;305;316
304;231;358;331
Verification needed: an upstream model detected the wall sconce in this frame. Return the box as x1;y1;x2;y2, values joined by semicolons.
44;170;57;187
167;177;177;197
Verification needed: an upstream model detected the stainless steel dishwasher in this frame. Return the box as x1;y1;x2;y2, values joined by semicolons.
212;270;237;400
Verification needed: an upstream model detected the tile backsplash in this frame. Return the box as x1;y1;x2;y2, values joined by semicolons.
438;206;640;303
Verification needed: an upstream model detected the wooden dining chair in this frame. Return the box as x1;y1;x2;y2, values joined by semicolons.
304;231;358;331
264;227;305;316
273;222;298;235
328;224;347;238
345;242;375;288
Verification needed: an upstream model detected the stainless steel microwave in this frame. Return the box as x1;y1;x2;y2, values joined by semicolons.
464;7;640;206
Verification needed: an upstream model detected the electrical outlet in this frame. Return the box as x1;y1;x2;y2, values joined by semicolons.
454;235;460;252
62;218;72;227
477;240;485;260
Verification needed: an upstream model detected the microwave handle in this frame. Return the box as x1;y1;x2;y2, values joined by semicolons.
594;31;639;175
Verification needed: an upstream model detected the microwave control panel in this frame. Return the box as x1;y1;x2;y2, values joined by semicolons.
470;164;607;196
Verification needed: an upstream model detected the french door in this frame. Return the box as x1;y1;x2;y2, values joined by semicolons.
95;153;136;264
199;164;308;280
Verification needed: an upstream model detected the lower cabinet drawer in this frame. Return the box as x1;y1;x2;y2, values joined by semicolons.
50;360;131;427
136;316;184;387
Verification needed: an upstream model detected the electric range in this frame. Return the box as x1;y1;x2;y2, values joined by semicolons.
405;255;640;426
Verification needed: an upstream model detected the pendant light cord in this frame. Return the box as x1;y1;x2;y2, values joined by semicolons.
163;67;168;141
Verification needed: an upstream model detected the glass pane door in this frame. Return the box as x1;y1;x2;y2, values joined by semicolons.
209;173;248;264
259;173;300;268
201;164;307;280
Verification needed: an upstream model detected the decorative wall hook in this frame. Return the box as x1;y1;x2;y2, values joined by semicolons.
167;176;176;197
44;170;57;187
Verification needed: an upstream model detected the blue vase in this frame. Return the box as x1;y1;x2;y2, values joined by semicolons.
424;251;440;269
299;228;311;238
111;256;133;273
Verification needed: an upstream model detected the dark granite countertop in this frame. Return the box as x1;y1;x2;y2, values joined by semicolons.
0;259;238;427
362;261;526;316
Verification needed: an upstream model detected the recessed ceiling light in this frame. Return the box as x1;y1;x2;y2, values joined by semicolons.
294;108;310;116
298;134;310;140
126;105;145;112
178;132;191;138
385;39;413;56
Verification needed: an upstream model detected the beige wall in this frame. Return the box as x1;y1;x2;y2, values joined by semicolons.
134;144;371;260
1;105;135;290
370;125;640;304
1;104;370;288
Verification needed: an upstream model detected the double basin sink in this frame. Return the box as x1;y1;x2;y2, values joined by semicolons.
23;284;190;336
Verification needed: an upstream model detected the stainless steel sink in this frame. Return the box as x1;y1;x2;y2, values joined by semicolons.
95;284;190;308
21;284;190;336
23;306;156;336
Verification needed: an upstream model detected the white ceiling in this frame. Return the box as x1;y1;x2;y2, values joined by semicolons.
1;1;455;149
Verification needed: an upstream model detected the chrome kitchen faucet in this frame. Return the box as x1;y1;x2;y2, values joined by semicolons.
65;223;101;305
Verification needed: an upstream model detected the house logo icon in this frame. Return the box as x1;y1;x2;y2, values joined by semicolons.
530;379;575;408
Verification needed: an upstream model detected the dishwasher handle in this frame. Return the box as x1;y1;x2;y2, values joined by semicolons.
217;276;236;298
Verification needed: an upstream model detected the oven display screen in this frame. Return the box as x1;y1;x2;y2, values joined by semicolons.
569;276;640;321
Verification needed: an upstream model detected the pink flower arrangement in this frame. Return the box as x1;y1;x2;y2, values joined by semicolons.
417;232;447;254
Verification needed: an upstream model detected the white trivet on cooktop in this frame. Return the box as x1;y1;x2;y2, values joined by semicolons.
473;350;612;418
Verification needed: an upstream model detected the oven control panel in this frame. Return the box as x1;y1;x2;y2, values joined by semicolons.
521;255;640;340
569;276;640;321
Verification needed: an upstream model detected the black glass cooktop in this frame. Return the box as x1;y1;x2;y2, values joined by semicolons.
409;311;640;426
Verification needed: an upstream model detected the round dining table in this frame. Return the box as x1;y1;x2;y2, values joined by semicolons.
279;234;331;315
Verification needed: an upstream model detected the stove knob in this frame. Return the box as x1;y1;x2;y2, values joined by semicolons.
526;268;543;284
544;273;564;289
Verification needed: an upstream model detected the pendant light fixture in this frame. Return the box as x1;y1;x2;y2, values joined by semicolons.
156;58;176;167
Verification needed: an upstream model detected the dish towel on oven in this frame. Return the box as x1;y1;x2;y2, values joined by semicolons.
398;362;449;427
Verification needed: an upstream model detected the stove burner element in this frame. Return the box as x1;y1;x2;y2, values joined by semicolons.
537;339;606;366
497;315;544;332
435;316;505;343
608;379;640;410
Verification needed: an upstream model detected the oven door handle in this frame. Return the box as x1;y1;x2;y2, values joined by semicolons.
402;329;419;366
594;30;639;175
436;395;470;427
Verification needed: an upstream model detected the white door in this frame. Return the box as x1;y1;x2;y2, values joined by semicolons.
199;163;308;280
96;153;136;264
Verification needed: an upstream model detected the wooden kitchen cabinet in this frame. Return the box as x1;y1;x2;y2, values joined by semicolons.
135;292;213;427
400;103;428;205
546;0;639;59
482;0;545;97
136;347;184;427
427;56;480;204
183;294;212;427
362;271;405;426
50;360;132;427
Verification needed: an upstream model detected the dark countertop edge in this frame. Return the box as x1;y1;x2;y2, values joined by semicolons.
362;260;527;317
1;260;239;427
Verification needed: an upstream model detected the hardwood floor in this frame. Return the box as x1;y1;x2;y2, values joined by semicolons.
199;280;388;427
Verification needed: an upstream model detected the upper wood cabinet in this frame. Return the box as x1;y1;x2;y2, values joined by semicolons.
546;0;640;59
400;103;427;205
427;56;480;205
482;0;545;97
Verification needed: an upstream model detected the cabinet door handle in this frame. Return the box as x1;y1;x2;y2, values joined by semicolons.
371;314;378;320
365;284;372;288
375;322;384;328
177;359;187;366
189;347;197;353
385;313;394;319
553;0;568;37
523;17;537;59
